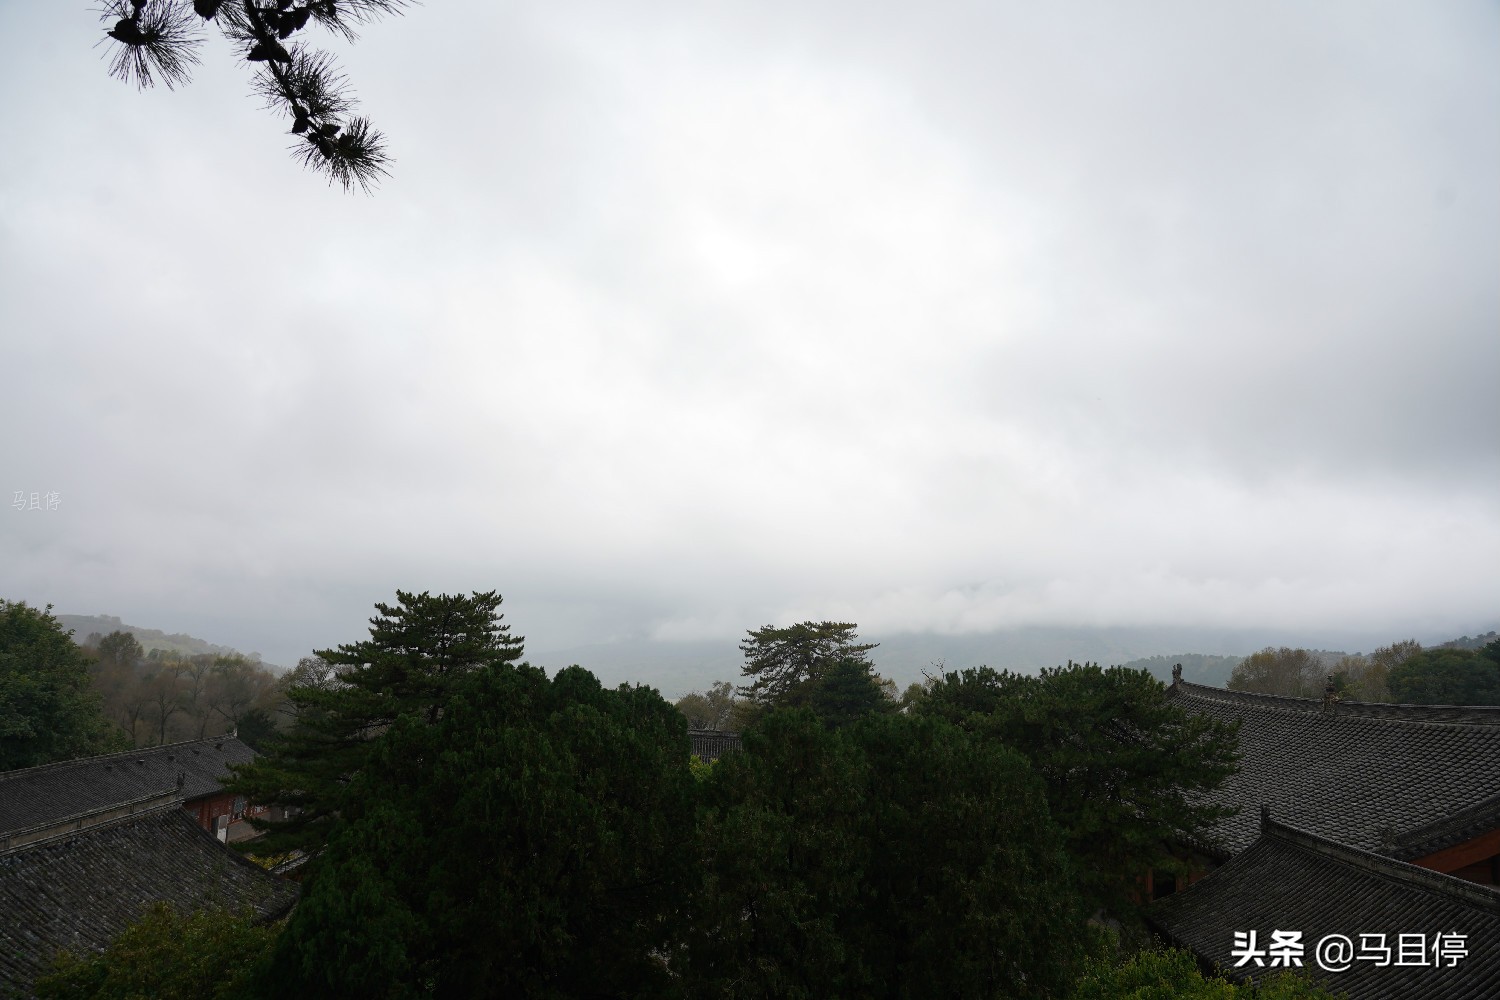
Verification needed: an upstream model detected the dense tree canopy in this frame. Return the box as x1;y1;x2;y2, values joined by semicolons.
805;656;895;729
1388;641;1500;705
0;601;126;771
96;0;411;190
35;903;276;1000
680;708;1089;999
225;590;526;856
262;662;697;999
918;662;1240;918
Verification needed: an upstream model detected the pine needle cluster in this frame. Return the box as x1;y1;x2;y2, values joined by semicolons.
96;0;409;192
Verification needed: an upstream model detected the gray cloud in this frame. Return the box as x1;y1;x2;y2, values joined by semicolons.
2;1;1495;670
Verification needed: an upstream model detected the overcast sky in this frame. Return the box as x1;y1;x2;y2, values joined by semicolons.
2;1;1496;678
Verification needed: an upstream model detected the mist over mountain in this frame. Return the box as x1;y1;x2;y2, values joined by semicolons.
55;614;282;671
52;609;1492;701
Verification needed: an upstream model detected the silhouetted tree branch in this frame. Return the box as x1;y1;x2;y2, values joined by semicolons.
97;0;407;191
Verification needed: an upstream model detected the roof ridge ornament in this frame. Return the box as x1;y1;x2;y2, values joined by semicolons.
1171;663;1182;687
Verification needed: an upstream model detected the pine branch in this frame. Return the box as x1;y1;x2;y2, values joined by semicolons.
97;0;409;191
99;0;203;90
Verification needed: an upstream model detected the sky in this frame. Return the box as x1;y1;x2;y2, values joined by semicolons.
2;1;1496;684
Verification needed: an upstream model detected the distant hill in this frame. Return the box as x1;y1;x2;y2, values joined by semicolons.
1440;630;1499;651
534;622;1498;700
55;614;277;669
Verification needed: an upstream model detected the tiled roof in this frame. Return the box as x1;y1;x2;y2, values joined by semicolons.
1386;792;1500;862
0;801;297;996
1149;812;1500;1000
0;737;256;837
1166;681;1500;858
688;730;742;762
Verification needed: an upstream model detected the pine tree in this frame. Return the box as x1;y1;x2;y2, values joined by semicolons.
737;621;879;709
261;663;697;997
96;0;410;191
919;662;1241;921
224;590;526;856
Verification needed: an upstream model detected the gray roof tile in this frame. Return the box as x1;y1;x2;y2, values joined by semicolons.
0;802;296;996
1149;813;1500;1000
0;737;257;837
1167;681;1500;858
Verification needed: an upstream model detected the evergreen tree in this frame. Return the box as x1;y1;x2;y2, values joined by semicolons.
0;600;127;770
224;590;525;856
737;620;878;709
96;0;410;191
680;709;1088;998
919;662;1240;920
806;656;894;729
261;662;696;998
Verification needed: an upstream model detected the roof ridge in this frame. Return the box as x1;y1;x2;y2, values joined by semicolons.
1261;809;1500;914
1385;791;1500;859
1169;678;1500;727
0;736;248;783
0;793;184;856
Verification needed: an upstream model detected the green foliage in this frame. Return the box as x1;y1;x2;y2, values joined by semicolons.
224;590;526;856
0;601;127;771
1070;948;1344;999
737;620;879;709
1388;641;1500;705
262;662;697;999
918;663;1240;918
34;902;279;1000
680;709;1087;999
806;656;895;729
233;707;279;751
1227;647;1324;699
92;631;145;673
688;753;717;782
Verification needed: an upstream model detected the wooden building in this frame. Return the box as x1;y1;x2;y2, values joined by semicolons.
0;736;267;846
688;729;742;762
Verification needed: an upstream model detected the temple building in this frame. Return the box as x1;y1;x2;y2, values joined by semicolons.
0;794;295;995
1163;670;1500;885
1147;668;1500;998
0;736;267;847
1151;809;1500;999
0;738;296;996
